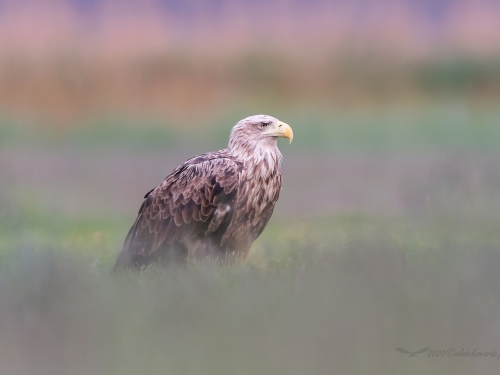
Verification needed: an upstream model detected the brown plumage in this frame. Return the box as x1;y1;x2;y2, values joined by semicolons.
114;115;293;269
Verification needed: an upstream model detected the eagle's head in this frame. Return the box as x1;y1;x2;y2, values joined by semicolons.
228;115;293;160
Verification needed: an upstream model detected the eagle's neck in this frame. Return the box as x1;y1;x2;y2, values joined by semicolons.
229;138;282;179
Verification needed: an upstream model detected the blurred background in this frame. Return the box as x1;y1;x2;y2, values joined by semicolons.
1;1;500;374
1;0;500;121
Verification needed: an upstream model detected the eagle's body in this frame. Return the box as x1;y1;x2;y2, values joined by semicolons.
114;115;293;269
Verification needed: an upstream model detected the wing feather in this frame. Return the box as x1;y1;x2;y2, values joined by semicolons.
119;154;241;258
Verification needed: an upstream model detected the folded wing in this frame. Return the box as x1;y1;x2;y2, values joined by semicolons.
119;155;242;263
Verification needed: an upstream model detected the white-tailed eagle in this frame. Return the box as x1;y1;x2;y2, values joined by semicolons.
114;115;293;269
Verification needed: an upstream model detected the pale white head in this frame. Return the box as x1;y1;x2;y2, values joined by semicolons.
228;114;293;152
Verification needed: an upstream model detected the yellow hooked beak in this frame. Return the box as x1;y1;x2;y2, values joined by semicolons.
264;121;293;144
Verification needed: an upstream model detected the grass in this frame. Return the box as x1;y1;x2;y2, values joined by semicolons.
1;225;500;375
1;104;500;374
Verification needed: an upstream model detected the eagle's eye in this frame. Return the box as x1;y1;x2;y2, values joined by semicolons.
260;122;270;128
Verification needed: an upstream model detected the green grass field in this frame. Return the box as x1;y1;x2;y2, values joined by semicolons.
1;104;500;374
